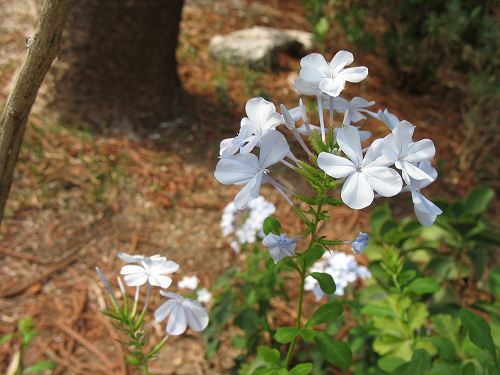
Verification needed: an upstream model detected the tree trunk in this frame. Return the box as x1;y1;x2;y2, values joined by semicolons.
40;0;184;132
0;0;72;223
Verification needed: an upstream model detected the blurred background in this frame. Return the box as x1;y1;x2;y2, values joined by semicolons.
0;0;498;374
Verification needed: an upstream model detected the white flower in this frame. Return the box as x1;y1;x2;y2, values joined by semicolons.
299;51;368;97
382;121;436;184
408;161;442;226
333;96;375;125
117;252;166;263
119;255;179;289
220;97;282;157
154;291;209;336
375;108;400;130
262;233;296;263
214;130;290;209
317;125;402;209
196;288;212;304
221;196;276;243
177;275;199;290
219;123;254;157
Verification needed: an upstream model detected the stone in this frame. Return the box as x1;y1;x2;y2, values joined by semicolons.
209;26;314;70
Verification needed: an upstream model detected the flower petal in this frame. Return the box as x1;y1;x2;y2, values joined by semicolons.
336;125;363;166
159;291;183;301
332;97;349;112
154;299;177;323
245;97;278;133
300;53;330;79
262;233;279;247
234;173;263;210
120;265;146;275
319;77;345;97
148;275;172;289
337;66;368;83
258;130;290;169
402;161;435;184
183;299;209;332
123;273;149;287
317;152;356;178
167;305;187;335
363;167;402;197
330;50;354;73
117;252;143;263
406;139;435;162
412;190;442;226
151;260;179;274
292;78;320;96
341;172;374;209
214;153;259;185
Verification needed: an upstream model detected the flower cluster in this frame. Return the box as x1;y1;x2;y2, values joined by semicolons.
220;195;276;250
98;253;209;336
305;252;371;299
214;50;442;226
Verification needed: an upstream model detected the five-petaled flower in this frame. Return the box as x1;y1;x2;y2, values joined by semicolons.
298;51;368;97
318;125;402;209
220;97;282;156
119;253;179;289
214;130;290;209
262;233;297;263
382;121;436;184
333;96;375;125
154;291;209;336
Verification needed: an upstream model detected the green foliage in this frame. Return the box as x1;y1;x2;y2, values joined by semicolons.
348;187;499;374
314;332;352;370
0;317;57;375
204;243;289;365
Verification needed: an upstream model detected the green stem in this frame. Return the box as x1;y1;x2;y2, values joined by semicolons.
147;335;169;359
284;182;327;369
283;265;306;368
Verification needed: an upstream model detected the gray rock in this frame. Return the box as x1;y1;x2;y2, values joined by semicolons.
209;26;314;70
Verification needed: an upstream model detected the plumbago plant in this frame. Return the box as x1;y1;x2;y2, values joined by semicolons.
96;253;210;374
213;50;441;373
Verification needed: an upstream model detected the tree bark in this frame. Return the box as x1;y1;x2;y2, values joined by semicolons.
0;0;72;223
40;0;184;133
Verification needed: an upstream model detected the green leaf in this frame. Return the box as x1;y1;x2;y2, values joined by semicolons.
306;302;343;327
464;187;494;216
126;355;141;366
310;272;336;294
263;216;282;235
459;308;497;364
314;332;352;370
275;327;300;344
377;356;405;373
461;362;476;375
361;304;395;318
276;257;300;272
289;363;313;375
407;277;439;295
23;360;56;373
394;349;431;375
299;329;316;341
302;245;324;267
325;196;342;206
258;346;281;366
